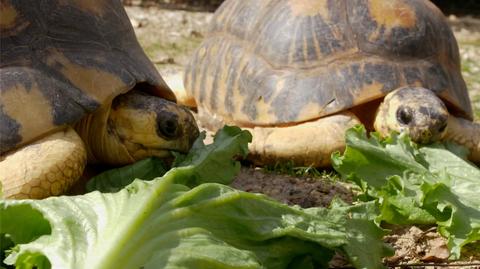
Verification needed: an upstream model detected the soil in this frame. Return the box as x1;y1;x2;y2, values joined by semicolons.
125;5;480;268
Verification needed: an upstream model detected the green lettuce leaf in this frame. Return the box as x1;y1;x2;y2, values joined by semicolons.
87;126;252;192
306;200;393;268
86;158;169;193
169;125;252;187
1;126;392;269
1;177;390;269
332;125;480;259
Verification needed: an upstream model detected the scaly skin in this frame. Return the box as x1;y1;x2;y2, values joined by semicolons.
375;87;479;164
0;128;86;199
198;107;361;167
374;87;449;144
248;112;360;167
75;90;199;165
443;116;480;163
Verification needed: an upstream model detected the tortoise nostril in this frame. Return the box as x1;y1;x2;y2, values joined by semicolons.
396;106;413;125
159;118;178;139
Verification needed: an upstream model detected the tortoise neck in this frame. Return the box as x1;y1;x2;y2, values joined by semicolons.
74;105;135;165
443;116;480;163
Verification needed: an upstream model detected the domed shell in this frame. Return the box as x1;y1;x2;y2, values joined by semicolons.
185;0;472;126
0;0;175;154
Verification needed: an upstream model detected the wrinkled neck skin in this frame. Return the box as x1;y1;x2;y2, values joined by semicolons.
443;116;480;163
75;104;135;165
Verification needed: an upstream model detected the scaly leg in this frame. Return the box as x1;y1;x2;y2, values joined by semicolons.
248;112;361;167
0;127;86;199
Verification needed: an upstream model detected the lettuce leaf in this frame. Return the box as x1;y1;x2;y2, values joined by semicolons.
86;126;252;193
1;177;391;269
332;126;480;259
85;158;169;193
1;126;392;269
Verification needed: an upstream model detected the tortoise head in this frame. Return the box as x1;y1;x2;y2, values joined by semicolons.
76;90;199;165
374;87;449;144
105;90;199;163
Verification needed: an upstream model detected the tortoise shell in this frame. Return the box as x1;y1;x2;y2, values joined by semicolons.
184;0;472;126
0;0;175;154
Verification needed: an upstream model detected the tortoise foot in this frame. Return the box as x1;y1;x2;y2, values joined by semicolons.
0;128;86;199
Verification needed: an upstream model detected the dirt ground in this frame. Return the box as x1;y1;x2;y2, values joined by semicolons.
126;5;480;268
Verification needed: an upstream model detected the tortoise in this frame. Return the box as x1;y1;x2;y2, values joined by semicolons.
0;0;199;199
182;0;480;167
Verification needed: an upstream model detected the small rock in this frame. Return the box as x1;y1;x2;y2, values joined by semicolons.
421;237;449;262
190;30;203;38
130;17;149;28
153;56;176;64
409;226;424;240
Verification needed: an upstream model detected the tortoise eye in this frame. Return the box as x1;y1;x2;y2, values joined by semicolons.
158;117;179;139
396;106;413;125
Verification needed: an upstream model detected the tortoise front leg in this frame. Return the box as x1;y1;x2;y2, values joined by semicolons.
248;112;361;167
0;128;86;199
443;116;480;163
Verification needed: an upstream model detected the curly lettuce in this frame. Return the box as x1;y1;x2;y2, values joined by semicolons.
332;126;480;259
